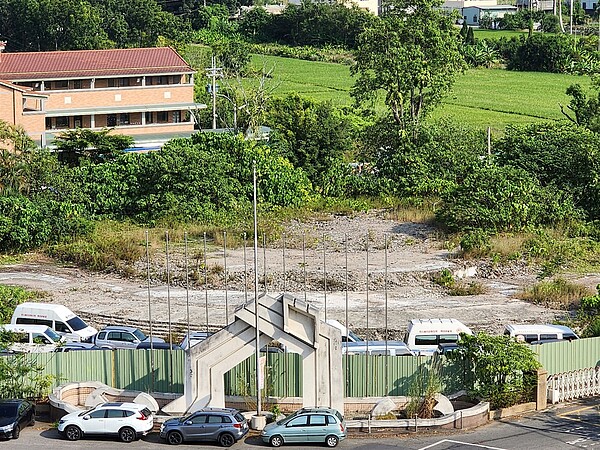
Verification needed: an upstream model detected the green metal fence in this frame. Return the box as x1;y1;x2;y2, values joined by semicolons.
11;349;185;394
532;336;600;375
15;338;597;399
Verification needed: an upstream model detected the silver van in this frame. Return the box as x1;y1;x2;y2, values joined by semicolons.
0;324;66;353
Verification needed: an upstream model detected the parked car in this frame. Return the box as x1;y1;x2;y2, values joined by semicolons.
54;342;101;352
93;326;164;350
0;399;35;440
261;407;346;448
11;302;97;342
0;324;66;353
404;318;472;356
435;342;459;355
159;406;248;447
179;331;213;351
136;341;181;350
57;402;153;442
503;324;579;343
342;341;414;356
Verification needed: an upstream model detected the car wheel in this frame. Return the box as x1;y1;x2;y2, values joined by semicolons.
218;432;235;447
325;435;339;448
65;425;82;441
270;435;284;448
119;426;136;443
12;424;20;440
29;414;35;426
167;431;184;445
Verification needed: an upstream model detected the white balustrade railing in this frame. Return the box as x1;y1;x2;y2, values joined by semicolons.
547;366;600;403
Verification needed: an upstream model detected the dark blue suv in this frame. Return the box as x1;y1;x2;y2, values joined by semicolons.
159;407;248;447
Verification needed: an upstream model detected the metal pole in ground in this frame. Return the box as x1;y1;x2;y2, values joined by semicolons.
302;232;307;303
145;231;154;392
243;233;248;303
384;233;389;394
185;232;191;356
263;233;267;293
224;231;228;324
323;232;327;322
365;231;370;397
165;231;173;387
344;233;349;397
252;161;262;417
282;233;286;294
204;232;209;334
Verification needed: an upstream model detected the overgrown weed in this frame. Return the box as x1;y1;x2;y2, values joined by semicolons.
519;278;592;310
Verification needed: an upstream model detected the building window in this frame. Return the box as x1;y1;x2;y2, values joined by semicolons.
583;1;586;7
107;114;117;127
145;112;154;124
157;111;168;123
52;80;68;90
45;117;52;129
72;80;82;89
173;111;181;123
108;78;130;88
55;116;69;129
74;116;83;128
119;113;130;125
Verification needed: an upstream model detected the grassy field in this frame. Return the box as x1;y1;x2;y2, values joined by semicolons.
251;54;590;131
473;29;529;40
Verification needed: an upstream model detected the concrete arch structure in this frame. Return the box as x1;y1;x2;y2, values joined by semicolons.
163;293;343;415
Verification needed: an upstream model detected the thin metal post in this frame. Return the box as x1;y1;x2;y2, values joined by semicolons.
224;231;228;324
253;162;262;417
365;231;369;397
344;233;349;397
145;231;154;392
243;233;248;303
302;232;307;303
185;232;191;356
165;231;173;387
282;233;286;294
263;233;267;293
384;233;389;394
204;232;209;334
323;233;327;322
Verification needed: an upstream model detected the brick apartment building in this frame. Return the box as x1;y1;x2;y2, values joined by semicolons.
0;44;204;149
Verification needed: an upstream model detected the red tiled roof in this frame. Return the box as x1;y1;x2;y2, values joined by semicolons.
0;47;194;81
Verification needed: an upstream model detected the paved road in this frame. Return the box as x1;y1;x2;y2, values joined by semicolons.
7;399;599;449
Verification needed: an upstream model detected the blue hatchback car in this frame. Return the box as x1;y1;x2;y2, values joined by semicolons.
261;407;346;448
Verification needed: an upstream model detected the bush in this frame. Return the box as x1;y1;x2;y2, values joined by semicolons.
0;286;42;323
436;165;580;233
505;34;577;73
496;122;600;219
519;278;592;309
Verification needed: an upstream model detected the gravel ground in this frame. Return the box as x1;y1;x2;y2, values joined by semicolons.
0;211;588;337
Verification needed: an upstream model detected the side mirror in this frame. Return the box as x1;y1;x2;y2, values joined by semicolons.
83;415;90;420
184;420;192;425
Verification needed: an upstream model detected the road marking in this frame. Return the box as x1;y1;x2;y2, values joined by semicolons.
557;405;598;417
418;439;507;450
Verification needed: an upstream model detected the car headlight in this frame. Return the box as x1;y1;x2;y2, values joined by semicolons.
0;425;12;433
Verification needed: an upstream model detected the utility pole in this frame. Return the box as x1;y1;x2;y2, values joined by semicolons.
205;56;222;130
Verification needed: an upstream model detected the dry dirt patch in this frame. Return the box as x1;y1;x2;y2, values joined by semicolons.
0;212;573;337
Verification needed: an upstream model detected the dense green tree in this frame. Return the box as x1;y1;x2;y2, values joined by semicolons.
53;129;134;167
496;122;600;219
239;6;272;42
436;164;580;233
351;0;465;132
561;76;600;133
266;94;355;187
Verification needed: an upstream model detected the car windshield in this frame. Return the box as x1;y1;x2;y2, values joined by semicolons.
0;404;17;418
67;316;89;331
133;329;147;341
45;327;62;342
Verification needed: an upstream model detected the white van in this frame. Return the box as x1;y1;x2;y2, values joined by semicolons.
503;324;579;344
11;302;97;342
326;319;363;343
342;340;414;356
0;324;66;353
404;319;472;355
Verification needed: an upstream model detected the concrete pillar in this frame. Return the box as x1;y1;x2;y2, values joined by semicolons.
536;368;548;410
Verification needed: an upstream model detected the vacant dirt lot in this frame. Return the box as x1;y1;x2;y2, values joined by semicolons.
0;211;590;338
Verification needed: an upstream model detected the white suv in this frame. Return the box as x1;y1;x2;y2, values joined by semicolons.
57;402;153;442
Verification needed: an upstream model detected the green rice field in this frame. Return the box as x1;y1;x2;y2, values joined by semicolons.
251;54;591;131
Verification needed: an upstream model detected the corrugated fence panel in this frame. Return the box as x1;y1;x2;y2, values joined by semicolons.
113;349;184;393
7;350;184;394
224;353;302;397
534;336;600;375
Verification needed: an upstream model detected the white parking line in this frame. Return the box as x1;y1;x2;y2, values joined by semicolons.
418;439;508;450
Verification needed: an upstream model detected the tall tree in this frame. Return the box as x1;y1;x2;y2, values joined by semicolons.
350;0;465;133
